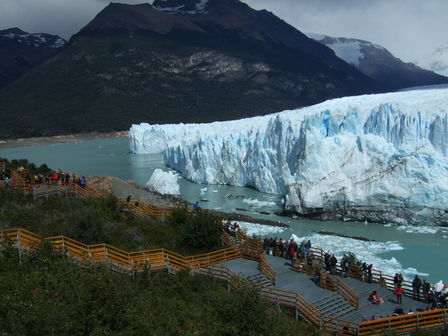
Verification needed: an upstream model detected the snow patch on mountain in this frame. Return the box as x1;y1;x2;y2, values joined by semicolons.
0;29;66;48
130;87;448;225
153;0;209;14
307;33;364;67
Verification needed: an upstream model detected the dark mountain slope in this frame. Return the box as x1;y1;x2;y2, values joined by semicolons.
0;28;66;88
0;0;378;139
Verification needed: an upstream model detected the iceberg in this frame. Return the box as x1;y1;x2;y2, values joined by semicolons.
130;87;448;225
146;169;180;195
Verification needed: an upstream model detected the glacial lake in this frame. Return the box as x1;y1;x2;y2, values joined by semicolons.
2;136;447;283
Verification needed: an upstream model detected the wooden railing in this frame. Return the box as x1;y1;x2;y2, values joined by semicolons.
359;309;448;336
321;273;359;309
200;263;359;335
5;172;175;219
2;227;447;335
259;251;277;285
294;260;360;309
0;228;241;274
227;230;277;285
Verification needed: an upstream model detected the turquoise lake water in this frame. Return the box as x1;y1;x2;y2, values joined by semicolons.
1;137;447;283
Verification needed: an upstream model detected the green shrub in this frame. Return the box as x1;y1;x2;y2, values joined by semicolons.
0;251;315;336
183;210;223;250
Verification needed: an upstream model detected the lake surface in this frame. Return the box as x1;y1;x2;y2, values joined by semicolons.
2;137;447;283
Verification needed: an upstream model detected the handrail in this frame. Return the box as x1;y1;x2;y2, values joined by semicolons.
2;227;447;335
259;250;277;285
333;276;360;309
5;175;175;218
359;308;448;336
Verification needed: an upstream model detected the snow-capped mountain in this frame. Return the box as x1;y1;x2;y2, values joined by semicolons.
130;86;448;225
308;33;448;91
417;42;448;77
0;27;65;49
153;0;209;14
0;28;66;87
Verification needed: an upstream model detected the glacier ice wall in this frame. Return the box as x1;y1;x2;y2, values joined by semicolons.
130;88;448;224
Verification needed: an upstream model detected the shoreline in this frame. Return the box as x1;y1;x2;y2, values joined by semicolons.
0;131;128;148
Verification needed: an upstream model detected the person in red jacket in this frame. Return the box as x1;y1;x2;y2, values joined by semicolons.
395;284;404;304
369;291;384;304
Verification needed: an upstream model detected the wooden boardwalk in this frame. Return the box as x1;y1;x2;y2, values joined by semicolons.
218;255;428;323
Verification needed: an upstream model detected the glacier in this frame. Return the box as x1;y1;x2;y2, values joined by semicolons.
130;87;448;225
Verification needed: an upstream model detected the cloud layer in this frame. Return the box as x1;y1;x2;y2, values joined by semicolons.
0;0;446;62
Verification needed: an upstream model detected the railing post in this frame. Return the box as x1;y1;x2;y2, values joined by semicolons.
16;230;22;263
166;253;170;273
295;294;299;320
276;288;280;309
61;237;66;255
416;314;420;329
104;244;108;264
444;310;448;326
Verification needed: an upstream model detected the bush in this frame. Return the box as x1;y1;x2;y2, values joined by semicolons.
0;251;313;336
183;210;223;250
167;207;223;250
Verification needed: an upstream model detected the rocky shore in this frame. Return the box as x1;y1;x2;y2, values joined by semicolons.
0;131;128;148
88;175;288;228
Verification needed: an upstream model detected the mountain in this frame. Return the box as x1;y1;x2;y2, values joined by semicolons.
417;42;448;77
0;0;378;139
130;87;448;226
308;33;448;91
0;28;66;88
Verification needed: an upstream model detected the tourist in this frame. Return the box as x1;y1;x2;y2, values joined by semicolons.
193;201;201;211
412;274;422;301
282;239;289;258
80;176;87;188
263;237;270;253
289;242;296;263
434;280;444;300
369;291;384;304
329;254;337;275
341;255;351;277
362;262;367;281
324;253;331;272
277;238;284;257
395;284;403;304
367;264;373;283
422;280;431;303
304;240;312;259
394;273;403;287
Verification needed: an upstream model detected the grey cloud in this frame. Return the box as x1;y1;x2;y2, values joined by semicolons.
0;0;446;62
0;0;149;39
242;0;448;62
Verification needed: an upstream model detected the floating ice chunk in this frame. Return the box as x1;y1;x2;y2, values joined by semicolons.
396;226;441;234
200;187;207;195
146;169;180;195
242;198;277;208
235;221;285;237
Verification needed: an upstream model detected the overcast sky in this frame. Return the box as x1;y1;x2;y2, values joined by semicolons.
0;0;446;63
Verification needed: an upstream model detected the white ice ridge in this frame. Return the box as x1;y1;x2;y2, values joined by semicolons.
145;169;180;195
130;87;448;223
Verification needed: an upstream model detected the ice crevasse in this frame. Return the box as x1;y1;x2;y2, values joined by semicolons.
130;87;448;225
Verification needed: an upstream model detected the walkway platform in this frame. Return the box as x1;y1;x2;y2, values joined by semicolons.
218;256;428;323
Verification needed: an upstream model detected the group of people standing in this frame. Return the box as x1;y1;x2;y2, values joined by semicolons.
263;237;313;261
